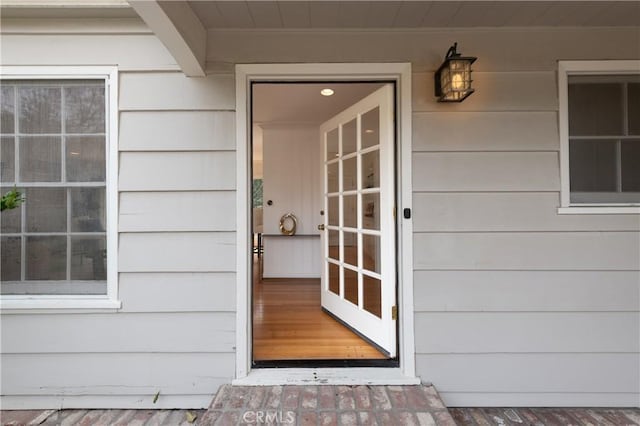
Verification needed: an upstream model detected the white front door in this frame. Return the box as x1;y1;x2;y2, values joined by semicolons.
319;84;396;357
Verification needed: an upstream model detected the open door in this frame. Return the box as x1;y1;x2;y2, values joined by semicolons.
319;84;396;357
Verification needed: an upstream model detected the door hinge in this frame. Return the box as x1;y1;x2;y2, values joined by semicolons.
391;305;398;320
393;206;396;219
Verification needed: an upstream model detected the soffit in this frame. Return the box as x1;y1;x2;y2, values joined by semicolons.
187;1;640;29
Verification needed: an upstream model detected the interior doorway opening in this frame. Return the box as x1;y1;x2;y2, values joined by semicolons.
251;81;398;367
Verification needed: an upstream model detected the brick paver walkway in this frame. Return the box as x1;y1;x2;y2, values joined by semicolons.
199;384;455;425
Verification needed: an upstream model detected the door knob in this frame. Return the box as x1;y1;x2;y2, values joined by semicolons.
317;224;325;231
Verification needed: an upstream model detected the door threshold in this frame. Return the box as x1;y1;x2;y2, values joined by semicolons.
232;367;421;386
253;358;398;369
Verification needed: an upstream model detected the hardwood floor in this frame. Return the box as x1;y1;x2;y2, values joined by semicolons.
252;259;386;361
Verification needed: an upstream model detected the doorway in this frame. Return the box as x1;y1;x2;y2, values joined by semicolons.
235;63;417;384
251;82;396;365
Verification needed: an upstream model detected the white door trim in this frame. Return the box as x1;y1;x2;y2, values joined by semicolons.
234;63;417;384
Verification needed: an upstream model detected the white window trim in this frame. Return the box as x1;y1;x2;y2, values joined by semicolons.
558;60;640;215
234;63;418;385
0;65;120;311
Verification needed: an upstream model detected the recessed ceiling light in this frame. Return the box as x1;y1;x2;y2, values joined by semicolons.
320;88;334;97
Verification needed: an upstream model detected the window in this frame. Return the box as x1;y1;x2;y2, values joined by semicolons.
0;67;118;307
559;61;640;213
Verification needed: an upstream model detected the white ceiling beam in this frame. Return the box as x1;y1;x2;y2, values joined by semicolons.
128;0;206;77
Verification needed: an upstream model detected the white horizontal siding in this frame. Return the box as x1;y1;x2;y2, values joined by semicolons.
414;232;640;271
1;353;234;395
1;313;235;353
417;353;639;393
413;192;640;232
118;273;236;313
413;112;558;152
0;34;176;69
120;191;236;232
412;152;559;192
119;72;234;110
415;312;639;353
119;152;235;191
413;271;640;312
119;111;235;151
119;233;236;273
413;72;557;112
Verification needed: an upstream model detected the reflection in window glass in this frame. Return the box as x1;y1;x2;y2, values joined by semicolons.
1;137;15;182
621;140;640;192
1;237;21;281
328;262;340;295
71;236;106;280
569;82;623;136
363;275;382;318
569;140;617;192
342;119;357;155
344;267;358;306
361;107;379;149
19;137;62;182
0;79;107;295
26;236;66;280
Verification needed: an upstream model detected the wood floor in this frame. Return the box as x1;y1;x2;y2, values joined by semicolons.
252;259;386;361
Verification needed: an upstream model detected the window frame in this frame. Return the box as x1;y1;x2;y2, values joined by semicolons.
558;60;640;215
0;66;120;311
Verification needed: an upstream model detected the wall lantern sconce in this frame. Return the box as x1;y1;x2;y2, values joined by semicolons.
434;42;477;102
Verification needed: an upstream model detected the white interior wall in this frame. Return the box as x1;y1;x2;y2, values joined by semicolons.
261;124;321;278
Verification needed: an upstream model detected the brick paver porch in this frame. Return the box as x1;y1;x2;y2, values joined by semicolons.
2;385;640;425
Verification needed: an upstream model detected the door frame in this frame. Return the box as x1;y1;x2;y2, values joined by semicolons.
234;63;418;385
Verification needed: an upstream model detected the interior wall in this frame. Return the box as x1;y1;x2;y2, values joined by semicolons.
261;124;321;278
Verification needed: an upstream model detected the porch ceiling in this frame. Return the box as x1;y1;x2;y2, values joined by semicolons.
188;1;639;29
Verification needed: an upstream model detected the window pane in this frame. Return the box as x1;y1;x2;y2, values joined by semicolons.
1;203;21;233
327;162;338;193
66;136;105;182
363;234;380;274
362;193;380;231
363;275;381;318
344;267;358;306
343;157;357;191
361;107;379;149
71;236;106;280
568;82;624;136
25;188;67;232
70;187;105;232
19;86;61;134
569;140;616;192
362;150;380;189
622;140;640;192
326;128;338;159
343;231;358;268
64;85;105;133
328;229;339;261
344;194;357;228
629;83;640;136
19;136;62;182
328;196;339;226
342;118;357;155
1;85;15;134
26;236;66;280
328;262;340;295
1;236;21;281
1;136;15;182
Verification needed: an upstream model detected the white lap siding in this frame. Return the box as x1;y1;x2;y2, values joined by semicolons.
0;26;236;409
